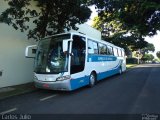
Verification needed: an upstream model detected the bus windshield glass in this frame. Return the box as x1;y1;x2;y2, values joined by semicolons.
34;34;71;74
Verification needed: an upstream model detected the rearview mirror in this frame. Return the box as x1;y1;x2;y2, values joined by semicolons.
25;45;37;58
62;39;73;52
62;40;68;52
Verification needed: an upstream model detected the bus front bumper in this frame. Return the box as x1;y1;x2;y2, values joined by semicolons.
34;80;71;91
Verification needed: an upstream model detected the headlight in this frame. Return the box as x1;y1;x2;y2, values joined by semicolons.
56;75;71;81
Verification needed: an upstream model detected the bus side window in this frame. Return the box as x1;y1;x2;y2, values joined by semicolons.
122;50;125;57
113;47;117;56
88;39;98;54
111;46;113;55
107;45;113;55
119;49;122;57
99;43;107;55
117;48;119;56
88;40;94;54
121;50;123;57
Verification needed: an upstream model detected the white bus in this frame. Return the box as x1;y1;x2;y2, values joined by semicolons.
26;32;126;91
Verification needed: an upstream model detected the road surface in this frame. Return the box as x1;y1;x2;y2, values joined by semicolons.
0;64;160;116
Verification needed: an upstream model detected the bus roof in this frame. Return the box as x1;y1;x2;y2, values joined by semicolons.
69;32;124;50
41;32;124;50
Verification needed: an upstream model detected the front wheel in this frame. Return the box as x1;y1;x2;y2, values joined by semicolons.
89;72;96;87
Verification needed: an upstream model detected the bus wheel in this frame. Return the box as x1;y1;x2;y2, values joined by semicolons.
119;67;122;75
89;72;96;87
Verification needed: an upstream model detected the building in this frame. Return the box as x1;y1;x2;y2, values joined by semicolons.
0;1;101;88
0;1;36;88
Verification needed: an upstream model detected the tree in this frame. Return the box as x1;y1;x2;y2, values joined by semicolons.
156;51;160;59
0;0;91;40
141;43;155;56
90;0;160;55
103;32;148;55
142;53;154;62
143;43;155;53
92;15;148;54
90;0;160;37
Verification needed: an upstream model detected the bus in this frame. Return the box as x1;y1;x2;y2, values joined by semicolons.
26;32;126;91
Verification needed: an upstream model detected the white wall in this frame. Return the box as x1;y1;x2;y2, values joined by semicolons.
69;24;101;40
0;1;101;88
0;1;36;88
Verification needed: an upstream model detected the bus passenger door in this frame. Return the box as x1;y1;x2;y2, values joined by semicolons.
70;35;87;90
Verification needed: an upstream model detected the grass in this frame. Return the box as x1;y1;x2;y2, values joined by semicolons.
126;64;138;69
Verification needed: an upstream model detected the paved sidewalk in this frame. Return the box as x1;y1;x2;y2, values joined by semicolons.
0;82;37;100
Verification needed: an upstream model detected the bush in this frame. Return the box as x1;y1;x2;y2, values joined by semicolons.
126;58;138;64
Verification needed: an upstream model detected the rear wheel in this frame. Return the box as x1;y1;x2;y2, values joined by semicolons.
89;72;96;87
119;67;122;75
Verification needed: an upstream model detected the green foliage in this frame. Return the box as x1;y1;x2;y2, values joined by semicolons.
141;43;155;57
91;0;160;37
156;51;160;59
92;16;148;54
126;58;138;64
153;58;160;62
142;53;154;61
0;0;91;40
92;12;148;54
104;33;148;51
91;0;159;54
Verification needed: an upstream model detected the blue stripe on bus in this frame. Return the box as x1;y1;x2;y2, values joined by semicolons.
113;59;123;69
70;76;90;90
97;60;122;80
87;54;117;62
97;68;120;80
70;61;122;90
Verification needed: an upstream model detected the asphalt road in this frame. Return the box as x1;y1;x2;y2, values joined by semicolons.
0;64;160;115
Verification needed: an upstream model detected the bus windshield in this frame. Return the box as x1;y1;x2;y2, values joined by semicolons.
34;34;70;74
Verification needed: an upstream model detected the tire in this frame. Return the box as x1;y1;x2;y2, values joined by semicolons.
89;72;96;87
119;67;122;75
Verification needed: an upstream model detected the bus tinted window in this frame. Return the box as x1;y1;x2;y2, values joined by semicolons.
122;50;125;57
107;45;113;55
118;49;122;57
99;43;107;55
116;48;119;56
113;47;117;56
88;39;98;54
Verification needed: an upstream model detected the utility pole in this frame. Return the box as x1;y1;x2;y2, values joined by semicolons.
138;53;140;64
137;49;141;64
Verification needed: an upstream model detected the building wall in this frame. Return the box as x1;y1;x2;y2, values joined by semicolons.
0;1;36;88
69;24;101;40
0;1;101;88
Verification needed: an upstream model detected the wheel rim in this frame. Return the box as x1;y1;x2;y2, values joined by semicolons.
90;74;95;86
119;68;122;74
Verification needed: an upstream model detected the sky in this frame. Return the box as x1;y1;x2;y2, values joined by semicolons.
86;6;98;26
86;6;160;59
145;31;160;58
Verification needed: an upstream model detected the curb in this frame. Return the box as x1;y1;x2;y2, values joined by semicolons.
0;82;37;100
